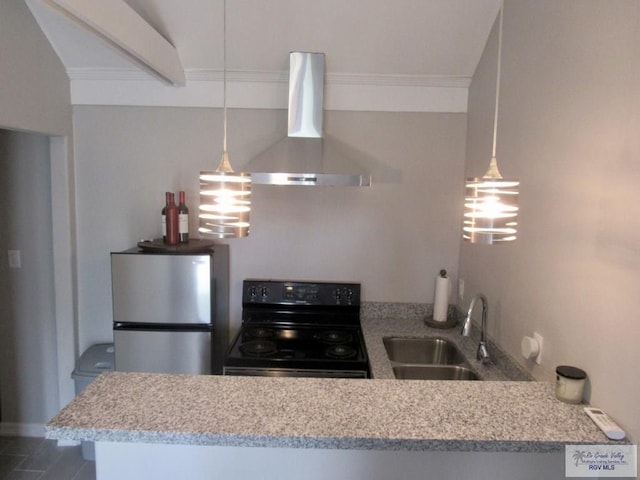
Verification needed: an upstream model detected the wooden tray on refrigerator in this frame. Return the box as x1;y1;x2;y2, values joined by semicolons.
136;238;217;253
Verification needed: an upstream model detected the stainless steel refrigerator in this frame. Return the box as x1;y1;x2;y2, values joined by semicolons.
110;245;229;375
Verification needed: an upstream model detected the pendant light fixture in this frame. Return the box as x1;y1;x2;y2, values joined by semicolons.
463;2;519;244
199;0;251;238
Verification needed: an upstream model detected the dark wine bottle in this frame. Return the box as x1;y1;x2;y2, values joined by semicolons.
178;191;189;243
161;192;170;242
165;193;179;245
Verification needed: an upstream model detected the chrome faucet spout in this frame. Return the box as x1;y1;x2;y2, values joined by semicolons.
460;293;490;363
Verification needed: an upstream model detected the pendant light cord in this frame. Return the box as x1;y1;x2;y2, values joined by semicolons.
222;0;228;154
491;3;503;160
217;0;233;172
485;1;504;179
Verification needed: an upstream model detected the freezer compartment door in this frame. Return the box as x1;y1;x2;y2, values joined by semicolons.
114;329;212;375
111;253;213;325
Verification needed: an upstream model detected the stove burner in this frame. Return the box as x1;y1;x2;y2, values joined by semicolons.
325;344;357;359
246;327;275;339
239;340;277;357
315;330;353;344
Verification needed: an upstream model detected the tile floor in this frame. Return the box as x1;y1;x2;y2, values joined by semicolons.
0;436;95;480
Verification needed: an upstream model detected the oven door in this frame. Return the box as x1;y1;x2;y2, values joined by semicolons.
223;366;368;378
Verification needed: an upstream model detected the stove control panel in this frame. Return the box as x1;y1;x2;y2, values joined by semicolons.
243;280;360;306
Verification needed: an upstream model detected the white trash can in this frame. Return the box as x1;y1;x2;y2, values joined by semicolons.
71;343;114;460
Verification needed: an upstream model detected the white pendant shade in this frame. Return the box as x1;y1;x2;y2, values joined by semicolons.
463;174;519;244
199;169;251;238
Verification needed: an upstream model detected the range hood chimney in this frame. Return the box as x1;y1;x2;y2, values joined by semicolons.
248;52;371;187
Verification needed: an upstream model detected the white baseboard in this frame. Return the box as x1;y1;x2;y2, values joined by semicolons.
0;422;45;437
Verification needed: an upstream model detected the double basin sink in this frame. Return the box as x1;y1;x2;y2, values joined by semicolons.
383;336;479;381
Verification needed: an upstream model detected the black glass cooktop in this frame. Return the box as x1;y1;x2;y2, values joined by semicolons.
224;279;369;377
225;324;368;367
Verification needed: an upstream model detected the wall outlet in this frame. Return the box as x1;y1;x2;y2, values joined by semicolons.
533;332;543;365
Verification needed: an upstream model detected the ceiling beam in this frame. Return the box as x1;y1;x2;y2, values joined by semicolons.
43;0;185;86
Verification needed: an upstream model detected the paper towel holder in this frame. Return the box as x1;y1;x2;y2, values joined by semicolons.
425;269;458;329
424;315;458;329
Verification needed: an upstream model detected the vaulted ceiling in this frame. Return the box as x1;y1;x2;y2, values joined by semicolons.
24;0;501;111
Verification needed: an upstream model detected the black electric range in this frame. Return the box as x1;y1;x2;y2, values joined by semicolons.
223;279;370;378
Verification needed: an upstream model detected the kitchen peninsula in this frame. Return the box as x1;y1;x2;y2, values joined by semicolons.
46;312;626;480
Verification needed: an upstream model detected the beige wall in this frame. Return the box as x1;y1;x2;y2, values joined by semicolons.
0;0;71;135
72;106;466;348
461;0;640;441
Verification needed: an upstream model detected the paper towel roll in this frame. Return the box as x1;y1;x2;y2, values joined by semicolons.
433;271;451;322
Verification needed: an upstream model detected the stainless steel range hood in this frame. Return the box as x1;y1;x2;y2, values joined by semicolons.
247;52;371;187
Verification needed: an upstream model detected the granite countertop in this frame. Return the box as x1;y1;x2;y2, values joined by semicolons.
45;305;624;452
46;372;616;452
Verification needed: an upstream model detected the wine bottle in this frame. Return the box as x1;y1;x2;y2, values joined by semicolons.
165;193;179;245
161;192;170;242
178;191;189;243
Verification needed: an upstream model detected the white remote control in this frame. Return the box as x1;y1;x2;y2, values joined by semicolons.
584;407;626;440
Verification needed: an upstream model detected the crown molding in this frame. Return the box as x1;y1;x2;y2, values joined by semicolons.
68;68;470;112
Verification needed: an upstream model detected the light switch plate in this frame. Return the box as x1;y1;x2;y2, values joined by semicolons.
458;279;464;302
8;250;21;269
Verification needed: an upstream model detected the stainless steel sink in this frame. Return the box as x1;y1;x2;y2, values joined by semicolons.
383;337;466;365
383;336;480;380
392;365;480;381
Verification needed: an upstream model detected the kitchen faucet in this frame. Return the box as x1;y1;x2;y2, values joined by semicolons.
460;294;490;363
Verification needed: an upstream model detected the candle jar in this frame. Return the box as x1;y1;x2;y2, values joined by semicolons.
555;365;587;404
